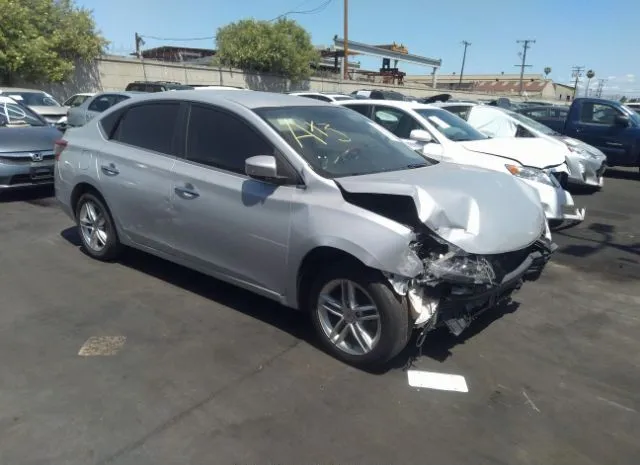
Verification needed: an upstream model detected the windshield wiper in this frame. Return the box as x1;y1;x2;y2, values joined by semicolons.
403;163;429;169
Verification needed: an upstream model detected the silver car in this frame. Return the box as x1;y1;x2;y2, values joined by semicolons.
0;87;66;125
55;91;555;368
1;96;62;190
66;91;142;128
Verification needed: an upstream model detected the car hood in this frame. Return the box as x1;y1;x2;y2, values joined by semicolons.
337;163;545;255
0;126;62;153
459;137;566;169
29;105;67;117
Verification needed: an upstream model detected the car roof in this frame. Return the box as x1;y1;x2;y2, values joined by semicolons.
337;99;437;110
518;105;567;111
94;91;145;97
0;87;48;93
121;89;331;109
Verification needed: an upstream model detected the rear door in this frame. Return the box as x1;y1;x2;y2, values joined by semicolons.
98;101;182;250
168;103;296;295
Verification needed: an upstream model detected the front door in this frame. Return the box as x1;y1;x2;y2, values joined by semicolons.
169;103;295;296
98;101;181;250
570;101;634;165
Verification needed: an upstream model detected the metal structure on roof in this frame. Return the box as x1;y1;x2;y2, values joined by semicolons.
332;37;441;68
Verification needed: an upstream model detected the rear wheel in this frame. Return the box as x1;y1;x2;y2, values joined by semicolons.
308;263;411;368
75;192;122;261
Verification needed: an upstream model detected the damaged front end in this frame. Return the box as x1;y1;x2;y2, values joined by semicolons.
386;228;556;337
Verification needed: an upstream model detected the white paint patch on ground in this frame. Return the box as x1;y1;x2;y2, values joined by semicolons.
407;370;469;392
596;396;637;414
78;336;126;356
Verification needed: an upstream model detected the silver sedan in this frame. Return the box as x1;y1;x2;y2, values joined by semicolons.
66;91;142;128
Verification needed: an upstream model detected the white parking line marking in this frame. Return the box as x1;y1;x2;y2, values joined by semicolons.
407;370;469;392
522;390;541;413
78;336;126;356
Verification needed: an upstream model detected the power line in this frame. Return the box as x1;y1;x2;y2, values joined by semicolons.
515;39;535;96
269;0;333;21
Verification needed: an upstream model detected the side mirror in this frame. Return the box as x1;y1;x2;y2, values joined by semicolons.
409;129;433;143
245;155;279;181
615;114;630;127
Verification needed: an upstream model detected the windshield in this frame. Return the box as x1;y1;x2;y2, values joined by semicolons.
621;105;640;125
64;94;92;107
0;99;46;126
414;108;487;141
256;106;432;178
505;109;558;135
5;91;60;107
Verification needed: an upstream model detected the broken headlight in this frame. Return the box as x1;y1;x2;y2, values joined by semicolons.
422;247;496;285
505;164;555;187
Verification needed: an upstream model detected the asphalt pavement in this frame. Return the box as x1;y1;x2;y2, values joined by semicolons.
1;168;639;465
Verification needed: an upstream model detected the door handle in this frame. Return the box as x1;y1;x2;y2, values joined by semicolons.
174;184;199;199
100;163;119;176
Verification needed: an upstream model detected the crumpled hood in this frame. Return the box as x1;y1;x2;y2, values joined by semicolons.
460;137;566;169
0;126;62;153
337;163;546;255
556;136;607;163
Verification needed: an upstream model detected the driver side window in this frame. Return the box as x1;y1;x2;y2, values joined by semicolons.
579;102;620;125
373;106;421;139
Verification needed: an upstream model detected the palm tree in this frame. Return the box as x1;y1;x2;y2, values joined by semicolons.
544;67;552;79
585;70;595;96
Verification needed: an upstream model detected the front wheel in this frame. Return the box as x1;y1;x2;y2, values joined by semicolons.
308;263;411;369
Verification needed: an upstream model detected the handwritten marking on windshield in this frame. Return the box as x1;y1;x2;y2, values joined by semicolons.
285;120;351;147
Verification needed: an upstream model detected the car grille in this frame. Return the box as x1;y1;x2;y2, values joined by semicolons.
486;247;533;282
8;174;53;185
0;153;55;163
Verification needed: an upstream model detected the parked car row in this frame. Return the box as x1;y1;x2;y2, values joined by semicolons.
3;82;636;368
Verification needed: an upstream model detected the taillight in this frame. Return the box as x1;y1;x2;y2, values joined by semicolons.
54;139;67;161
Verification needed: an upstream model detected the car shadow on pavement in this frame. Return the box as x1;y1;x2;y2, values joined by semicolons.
60;226;523;374
385;300;521;371
604;167;639;181
0;186;54;203
556;222;640;258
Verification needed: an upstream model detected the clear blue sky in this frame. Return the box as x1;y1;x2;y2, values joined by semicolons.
78;0;640;96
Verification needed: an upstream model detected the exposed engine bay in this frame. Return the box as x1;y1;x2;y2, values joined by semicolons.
340;188;556;337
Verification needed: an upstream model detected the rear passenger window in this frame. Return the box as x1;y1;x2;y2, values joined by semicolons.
186;105;272;174
114;103;180;154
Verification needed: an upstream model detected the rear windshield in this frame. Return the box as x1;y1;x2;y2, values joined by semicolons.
1;100;46;126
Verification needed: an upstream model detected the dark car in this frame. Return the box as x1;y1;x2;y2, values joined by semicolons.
350;89;411;101
124;81;194;92
0;96;62;190
518;98;640;171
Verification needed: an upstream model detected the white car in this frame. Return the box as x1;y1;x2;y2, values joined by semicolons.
288;92;353;103
337;100;585;224
192;85;247;91
437;103;607;189
57;92;97;128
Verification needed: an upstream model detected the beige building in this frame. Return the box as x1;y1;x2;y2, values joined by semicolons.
405;73;565;100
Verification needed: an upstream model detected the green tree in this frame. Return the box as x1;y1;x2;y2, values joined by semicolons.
216;18;319;81
0;0;107;85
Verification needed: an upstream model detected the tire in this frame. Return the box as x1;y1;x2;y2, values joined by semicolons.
75;192;122;261
308;262;411;369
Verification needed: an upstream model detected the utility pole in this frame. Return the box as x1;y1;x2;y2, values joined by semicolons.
458;41;471;89
571;65;585;99
596;79;607;98
515;39;535;96
343;0;349;80
134;33;145;59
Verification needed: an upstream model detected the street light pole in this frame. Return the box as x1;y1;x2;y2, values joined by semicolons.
343;0;349;80
458;41;471;89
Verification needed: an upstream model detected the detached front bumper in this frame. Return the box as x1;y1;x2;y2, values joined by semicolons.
405;236;556;337
566;154;607;188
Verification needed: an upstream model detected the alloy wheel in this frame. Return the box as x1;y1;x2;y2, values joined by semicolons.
79;200;108;252
316;279;382;356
